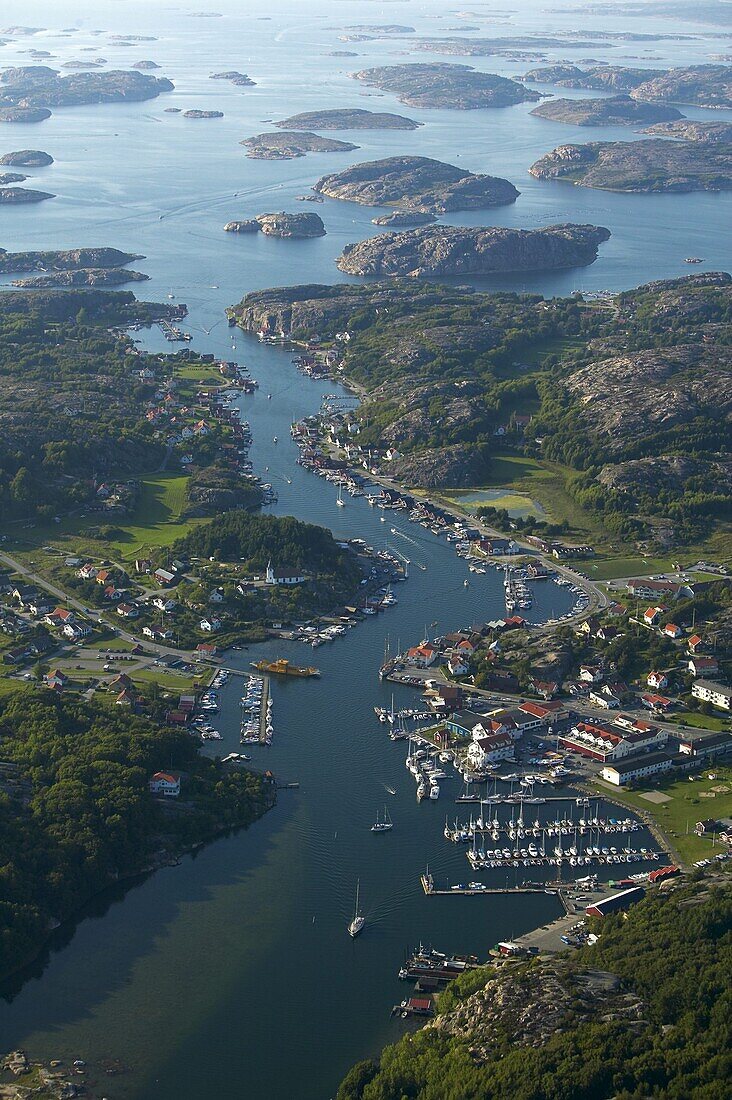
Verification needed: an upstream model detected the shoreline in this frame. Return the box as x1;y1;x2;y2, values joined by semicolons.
0;787;277;991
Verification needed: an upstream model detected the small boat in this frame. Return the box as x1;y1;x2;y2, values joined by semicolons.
371;806;393;833
336;484;345;508
384;786;397;796
463;578;469;587
348;880;365;937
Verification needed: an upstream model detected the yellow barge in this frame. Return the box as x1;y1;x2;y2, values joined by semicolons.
251;658;321;678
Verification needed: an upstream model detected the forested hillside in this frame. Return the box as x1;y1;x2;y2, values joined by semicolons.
338;874;731;1100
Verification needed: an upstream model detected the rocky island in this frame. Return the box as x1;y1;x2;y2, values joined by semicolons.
0;66;173;117
275;107;420;130
132;60;161;70
523;64;666;91
0;172;26;184
0;185;53;202
336;223;610;276
529;139;732;192
0;246;143;273
11;267;149;287
410;35;606;55
642;119;732;142
210;71;256;87
313;155;519;212
351;63;542;109
225;212;326;238
372;211;436;226
523;63;732;108
183;109;224;119
0;149;54;166
242;131;358;160
0;107;52;123
530;93;682;126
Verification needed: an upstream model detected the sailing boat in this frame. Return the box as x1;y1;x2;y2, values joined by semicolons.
371;806;393;833
348;880;365;937
336;484;345;508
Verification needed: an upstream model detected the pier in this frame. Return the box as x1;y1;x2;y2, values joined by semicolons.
258;675;270;744
421;874;560;897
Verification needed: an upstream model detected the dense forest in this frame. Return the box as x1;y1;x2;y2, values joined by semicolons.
172;509;361;579
0;689;272;982
0;289;171;520
338;873;731;1100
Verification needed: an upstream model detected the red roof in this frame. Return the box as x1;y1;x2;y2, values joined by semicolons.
519;700;564;719
151;771;179;784
409;998;432;1011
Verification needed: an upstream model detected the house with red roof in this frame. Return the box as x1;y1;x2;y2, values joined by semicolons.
149;771;181;797
405;644;438;668
647;670;669;690
688;656;719;678
663;623;683;639
687;634;703;653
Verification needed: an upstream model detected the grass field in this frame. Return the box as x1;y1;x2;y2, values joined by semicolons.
674;710;731;733
594;766;732;864
103;474;197;560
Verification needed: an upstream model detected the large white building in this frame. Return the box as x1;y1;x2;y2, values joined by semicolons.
691;679;732;711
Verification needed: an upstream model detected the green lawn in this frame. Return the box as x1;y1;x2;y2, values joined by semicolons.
593;766;732;864
674;710;731;733
103;473;196;560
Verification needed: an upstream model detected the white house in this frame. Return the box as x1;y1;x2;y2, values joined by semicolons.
647;671;669;690
149;771;181;797
209;589;224;603
579;665;604;683
152;597;176;614
467;733;514;769
200;618;221;633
